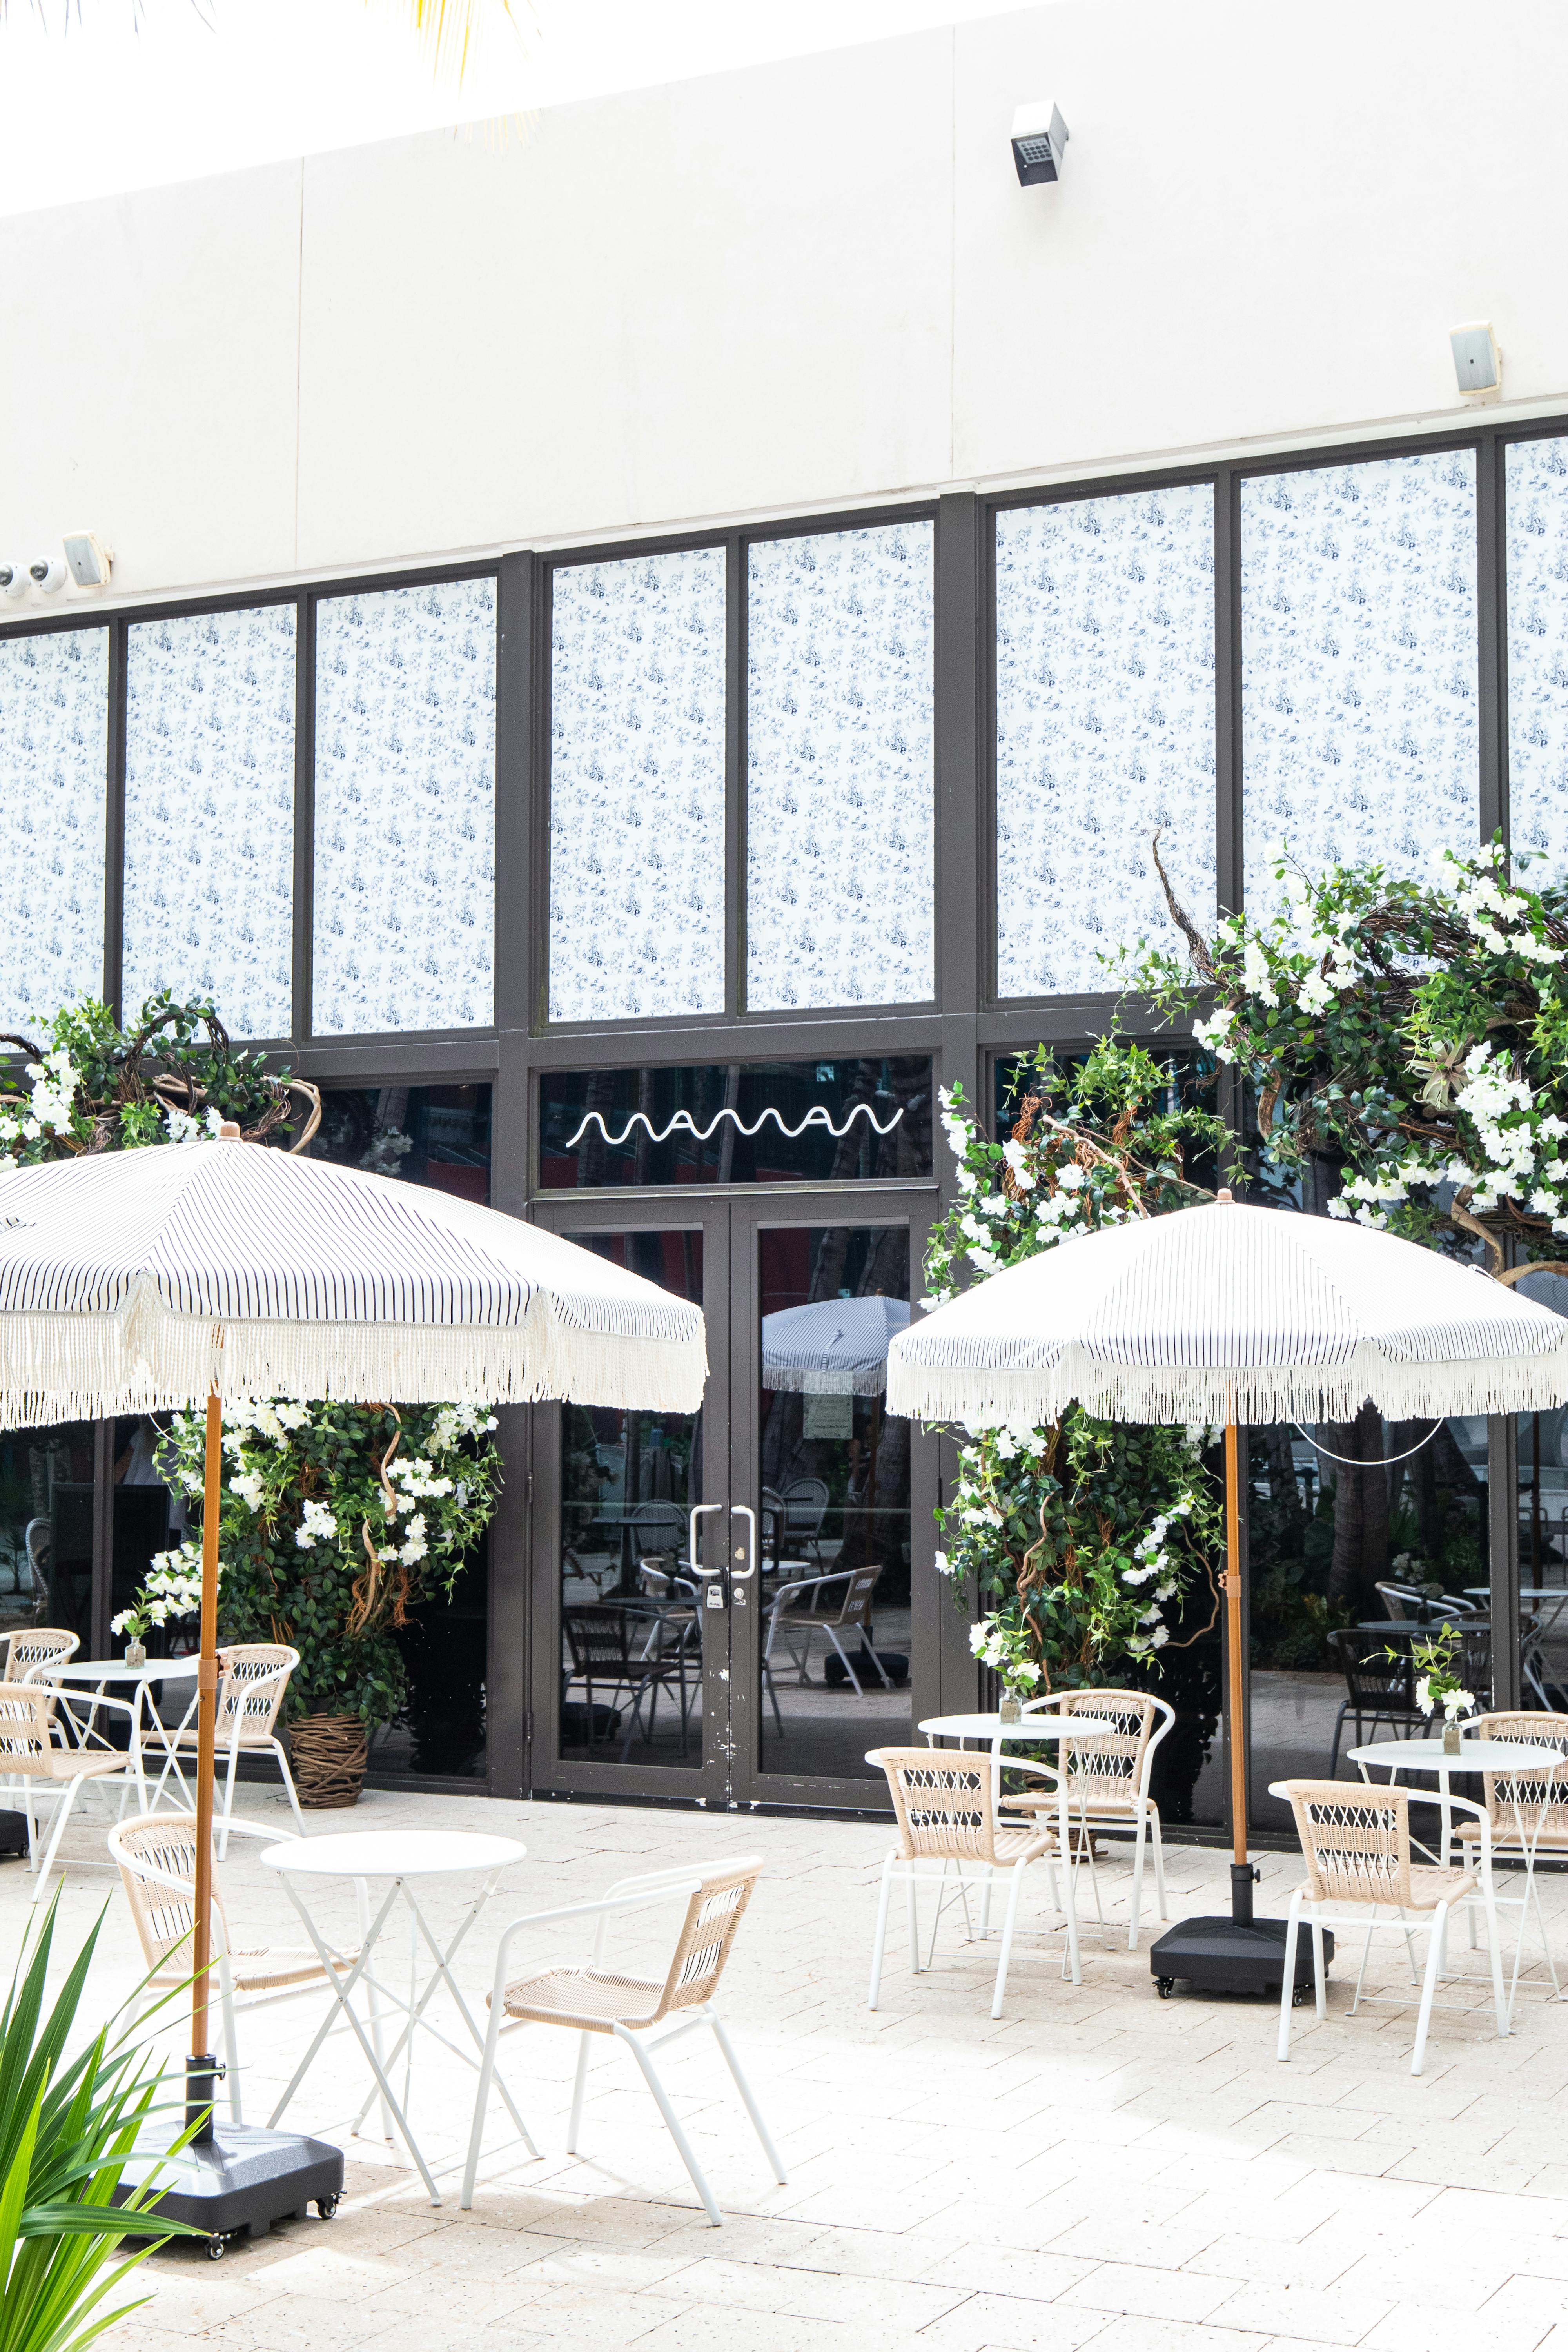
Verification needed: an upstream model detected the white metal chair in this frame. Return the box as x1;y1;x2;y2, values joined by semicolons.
1275;1777;1506;2075
152;1643;306;1853
0;1627;80;1682
867;1744;1078;2013
0;1682;135;1904
1000;1690;1174;1951
1453;1710;1568;2007
764;1565;888;1696
461;1855;782;2227
109;1811;353;2123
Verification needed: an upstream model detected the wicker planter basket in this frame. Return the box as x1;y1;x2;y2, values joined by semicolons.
289;1713;368;1809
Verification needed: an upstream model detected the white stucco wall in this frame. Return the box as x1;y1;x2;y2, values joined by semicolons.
2;0;1565;606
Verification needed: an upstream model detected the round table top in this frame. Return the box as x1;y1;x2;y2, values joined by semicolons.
38;1655;200;1683
918;1711;1118;1742
1466;1586;1568;1604
1347;1739;1561;1772
260;1830;527;1878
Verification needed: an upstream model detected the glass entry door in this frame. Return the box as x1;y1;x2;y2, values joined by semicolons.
529;1190;937;1810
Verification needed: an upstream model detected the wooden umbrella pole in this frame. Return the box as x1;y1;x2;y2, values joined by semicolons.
1224;1417;1246;1870
189;1383;222;2124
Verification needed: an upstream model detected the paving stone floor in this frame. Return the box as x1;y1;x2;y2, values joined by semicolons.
10;1783;1568;2352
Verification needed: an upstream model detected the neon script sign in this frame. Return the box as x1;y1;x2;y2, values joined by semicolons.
564;1102;907;1152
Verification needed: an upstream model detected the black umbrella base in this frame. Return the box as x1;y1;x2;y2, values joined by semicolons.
1150;1915;1332;2001
118;2121;345;2260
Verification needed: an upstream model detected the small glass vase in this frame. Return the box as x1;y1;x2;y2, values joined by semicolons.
123;1639;147;1670
1443;1718;1462;1757
998;1691;1022;1725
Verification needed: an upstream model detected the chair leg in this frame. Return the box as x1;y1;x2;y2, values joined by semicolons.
1310;1916;1328;2018
218;1737;242;1862
1150;1806;1168;1922
710;2015;787;2184
568;2030;592;2153
906;1862;921;1973
616;2025;722;2227
31;1779;81;1906
221;1965;243;2124
459;1992;510;2209
1329;1701;1348;1779
823;1624;863;1699
272;1741;309;1840
868;1856;895;2009
1479;1867;1508;2038
1277;1891;1303;2061
991;1859;1029;2019
1129;1807;1148;1951
1412;1907;1447;2075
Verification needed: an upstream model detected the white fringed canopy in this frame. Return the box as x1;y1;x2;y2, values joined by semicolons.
761;1296;911;1396
886;1198;1568;1430
0;1137;708;1423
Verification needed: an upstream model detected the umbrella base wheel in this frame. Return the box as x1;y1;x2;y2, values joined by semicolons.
1149;1915;1333;2001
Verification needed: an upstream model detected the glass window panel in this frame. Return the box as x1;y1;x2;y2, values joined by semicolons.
0;1420;97;1653
548;548;726;1023
757;1224;911;1779
539;1057;933;1189
746;522;934;1011
313;577;495;1036
0;629;108;1034
123;606;295;1040
310;1083;492;1204
1506;436;1568;871
559;1230;705;1770
995;485;1216;997
1241;451;1478;916
1511;1270;1568;1715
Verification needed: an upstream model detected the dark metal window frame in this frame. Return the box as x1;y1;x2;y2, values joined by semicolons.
4;410;1564;1818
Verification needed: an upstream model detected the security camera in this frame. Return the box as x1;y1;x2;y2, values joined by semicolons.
1011;100;1069;186
0;562;28;601
62;531;112;590
28;555;66;595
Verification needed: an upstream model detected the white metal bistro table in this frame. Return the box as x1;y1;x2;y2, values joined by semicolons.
261;1829;530;2204
1349;1737;1562;2017
916;1712;1119;1985
36;1654;201;1810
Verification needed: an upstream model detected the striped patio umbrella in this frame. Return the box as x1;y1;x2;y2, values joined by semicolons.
886;1191;1568;1949
0;1129;707;2105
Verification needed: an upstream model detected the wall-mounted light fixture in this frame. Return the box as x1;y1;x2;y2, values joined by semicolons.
1011;101;1069;187
62;531;113;589
1450;321;1501;397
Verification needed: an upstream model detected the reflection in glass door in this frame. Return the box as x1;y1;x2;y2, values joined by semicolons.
746;1220;917;1793
556;1229;711;1776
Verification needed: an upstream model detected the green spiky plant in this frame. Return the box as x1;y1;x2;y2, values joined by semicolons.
0;1898;198;2352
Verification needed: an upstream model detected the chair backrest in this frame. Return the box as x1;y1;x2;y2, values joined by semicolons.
871;1746;1007;1867
4;1627;79;1681
631;1502;684;1554
563;1606;636;1672
1327;1627;1417;1709
1053;1689;1172;1806
1471;1710;1568;1840
650;1857;762;2021
0;1682;61;1775
1283;1779;1415;1906
108;1812;230;1977
1373;1581;1412;1622
782;1477;829;1536
215;1644;299;1745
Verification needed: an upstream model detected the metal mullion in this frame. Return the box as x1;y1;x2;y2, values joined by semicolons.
495;551;535;1038
103;615;127;1022
292;594;315;1045
727;534;745;1019
1215;463;1243;921
1479;427;1506;851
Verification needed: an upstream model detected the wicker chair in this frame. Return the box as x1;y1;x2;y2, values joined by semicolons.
0;1682;133;1904
562;1604;697;1761
0;1627;80;1682
153;1643;305;1854
109;1812;352;2123
867;1744;1077;2012
1000;1690;1174;1950
1453;1710;1568;2005
460;1856;782;2227
1275;1777;1506;2074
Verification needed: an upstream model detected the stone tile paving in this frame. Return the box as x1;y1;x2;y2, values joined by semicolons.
9;1783;1568;2352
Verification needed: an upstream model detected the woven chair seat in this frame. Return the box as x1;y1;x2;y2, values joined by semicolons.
1003;1788;1142;1819
498;1963;673;2034
1456;1818;1568;1850
16;1749;128;1783
1389;1864;1477;1910
147;1944;357;1994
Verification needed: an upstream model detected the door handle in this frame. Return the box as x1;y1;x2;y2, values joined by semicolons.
730;1505;758;1581
687;1503;725;1576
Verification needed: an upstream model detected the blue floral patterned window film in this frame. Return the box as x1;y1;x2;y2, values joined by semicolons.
123;606;296;1040
548;548;726;1023
1506;436;1568;872
995;486;1216;996
746;523;934;1011
0;627;108;1034
1241;451;1478;915
313;577;496;1035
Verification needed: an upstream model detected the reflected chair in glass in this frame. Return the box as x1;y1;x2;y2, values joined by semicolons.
1452;1710;1568;2010
763;1566;888;1698
562;1605;698;1762
1327;1628;1426;1774
998;1691;1174;1951
867;1746;1076;2014
152;1644;307;1856
0;1684;136;1904
460;1856;783;2227
109;1813;353;2124
1455;1615;1544;1714
780;1477;830;1564
1275;1779;1506;2075
1373;1580;1477;1626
